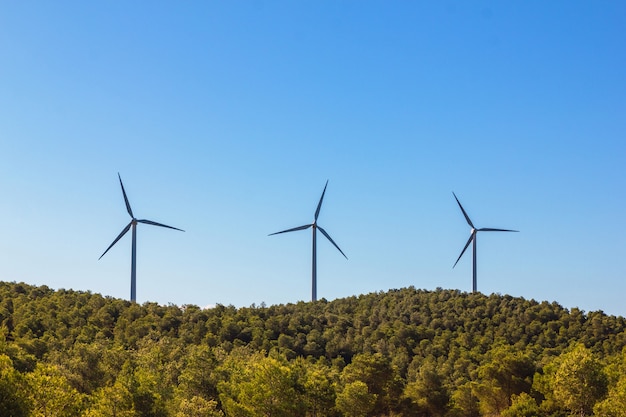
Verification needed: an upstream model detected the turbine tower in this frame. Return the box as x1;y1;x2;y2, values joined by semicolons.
270;180;347;302
99;173;184;302
453;192;518;293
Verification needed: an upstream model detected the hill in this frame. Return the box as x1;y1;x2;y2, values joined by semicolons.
1;281;625;416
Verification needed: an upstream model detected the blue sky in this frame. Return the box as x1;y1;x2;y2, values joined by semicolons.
1;2;625;316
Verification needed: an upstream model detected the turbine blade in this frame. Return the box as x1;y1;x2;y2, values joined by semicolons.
453;233;474;268
314;180;329;222
99;222;132;260
137;219;185;232
268;224;312;236
453;192;474;229
118;173;134;218
478;228;519;232
317;225;348;259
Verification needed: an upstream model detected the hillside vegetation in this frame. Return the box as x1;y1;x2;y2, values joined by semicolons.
1;281;626;416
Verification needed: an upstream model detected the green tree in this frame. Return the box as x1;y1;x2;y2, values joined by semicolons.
26;363;85;417
593;377;626;417
532;356;565;416
176;396;224;417
553;344;607;417
103;358;170;417
403;362;449;416
593;350;626;417
83;382;136;417
219;353;304;417
502;393;540;417
0;354;29;417
450;382;480;417
132;366;169;417
239;357;302;417
48;341;110;394
178;345;219;397
335;381;376;417
340;353;401;415
475;345;535;415
292;357;337;416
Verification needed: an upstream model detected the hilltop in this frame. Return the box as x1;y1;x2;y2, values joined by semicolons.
1;281;625;416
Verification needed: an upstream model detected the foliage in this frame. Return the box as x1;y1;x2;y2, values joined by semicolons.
553;344;607;416
219;352;304;416
593;349;626;416
0;354;29;417
336;381;376;417
501;392;540;417
175;397;224;417
403;361;449;416
475;344;535;414
0;281;625;416
26;362;85;416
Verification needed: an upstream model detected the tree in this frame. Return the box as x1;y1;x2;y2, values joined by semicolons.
403;362;449;416
340;353;401;415
532;355;565;416
176;397;224;417
593;377;626;417
83;382;136;417
450;382;480;417
475;345;535;415
0;354;29;417
335;381;376;417
26;363;85;417
553;344;607;417
292;357;337;416
175;344;220;405
239;357;303;417
502;393;540;417
219;353;304;417
593;350;626;417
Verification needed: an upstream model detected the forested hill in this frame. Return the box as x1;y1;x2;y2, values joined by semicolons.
1;281;626;416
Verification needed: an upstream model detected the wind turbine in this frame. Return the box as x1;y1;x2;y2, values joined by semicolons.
270;180;347;302
452;192;518;293
99;173;184;302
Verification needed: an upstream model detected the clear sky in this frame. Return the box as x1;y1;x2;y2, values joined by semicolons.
1;2;625;316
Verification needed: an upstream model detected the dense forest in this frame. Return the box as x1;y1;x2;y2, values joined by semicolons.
1;281;626;416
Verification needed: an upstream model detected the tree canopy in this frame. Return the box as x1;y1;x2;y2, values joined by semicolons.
0;281;625;416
